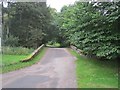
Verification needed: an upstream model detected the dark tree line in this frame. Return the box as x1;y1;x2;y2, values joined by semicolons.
2;1;120;60
2;2;53;48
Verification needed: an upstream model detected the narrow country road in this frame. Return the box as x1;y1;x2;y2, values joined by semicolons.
2;48;77;88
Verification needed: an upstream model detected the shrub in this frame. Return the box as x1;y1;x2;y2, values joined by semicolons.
4;35;19;47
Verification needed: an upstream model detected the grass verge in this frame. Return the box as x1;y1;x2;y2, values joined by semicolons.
2;46;34;55
2;55;28;66
1;47;47;73
68;48;118;88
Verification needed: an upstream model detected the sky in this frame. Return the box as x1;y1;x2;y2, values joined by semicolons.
47;0;77;12
2;0;78;11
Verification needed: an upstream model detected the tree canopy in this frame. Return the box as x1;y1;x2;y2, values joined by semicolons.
55;1;120;60
2;1;120;60
3;2;52;48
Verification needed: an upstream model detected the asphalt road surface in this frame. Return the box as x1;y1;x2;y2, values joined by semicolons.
2;48;77;88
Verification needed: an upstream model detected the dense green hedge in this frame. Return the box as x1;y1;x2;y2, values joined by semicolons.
57;2;120;60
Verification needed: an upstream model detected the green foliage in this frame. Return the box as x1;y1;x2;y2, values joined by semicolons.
4;35;19;47
3;2;52;48
2;46;34;55
46;41;61;48
44;7;60;43
57;2;120;60
2;2;120;60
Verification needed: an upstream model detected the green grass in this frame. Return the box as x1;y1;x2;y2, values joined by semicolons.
2;55;28;66
68;49;118;88
1;47;47;73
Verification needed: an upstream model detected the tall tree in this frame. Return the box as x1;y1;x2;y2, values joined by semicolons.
3;2;52;48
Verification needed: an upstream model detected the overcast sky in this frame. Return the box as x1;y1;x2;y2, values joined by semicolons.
47;0;77;12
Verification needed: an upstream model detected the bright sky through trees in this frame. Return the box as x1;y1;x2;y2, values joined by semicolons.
47;0;77;12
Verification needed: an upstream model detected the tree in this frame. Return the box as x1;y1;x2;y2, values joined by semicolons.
3;2;52;48
56;1;120;60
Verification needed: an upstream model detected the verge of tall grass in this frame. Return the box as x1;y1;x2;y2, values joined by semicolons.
2;46;34;55
1;48;47;73
68;48;118;88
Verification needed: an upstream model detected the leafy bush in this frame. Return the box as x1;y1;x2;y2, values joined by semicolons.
2;46;34;55
46;41;61;47
57;2;120;60
4;35;19;47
